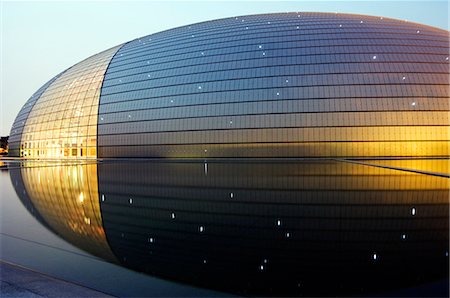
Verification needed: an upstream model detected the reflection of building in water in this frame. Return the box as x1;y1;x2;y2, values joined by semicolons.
9;159;449;296
97;160;449;296
8;13;450;159
11;162;116;262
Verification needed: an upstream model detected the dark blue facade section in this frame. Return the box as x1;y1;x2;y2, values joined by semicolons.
8;73;63;156
97;12;450;158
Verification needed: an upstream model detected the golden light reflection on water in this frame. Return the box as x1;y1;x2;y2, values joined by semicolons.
20;162;116;262
8;158;448;296
359;159;450;175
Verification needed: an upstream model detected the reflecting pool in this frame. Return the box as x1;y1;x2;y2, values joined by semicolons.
2;159;449;296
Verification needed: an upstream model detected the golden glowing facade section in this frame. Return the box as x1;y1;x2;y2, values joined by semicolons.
20;162;116;262
20;45;121;158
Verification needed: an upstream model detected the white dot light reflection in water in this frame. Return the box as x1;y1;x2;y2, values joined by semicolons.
372;253;378;261
277;219;282;226
199;226;205;233
171;212;176;219
411;207;416;216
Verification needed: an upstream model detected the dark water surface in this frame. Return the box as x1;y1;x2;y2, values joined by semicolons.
1;159;448;297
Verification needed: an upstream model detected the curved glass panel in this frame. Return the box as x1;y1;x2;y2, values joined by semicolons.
97;12;450;158
18;45;122;158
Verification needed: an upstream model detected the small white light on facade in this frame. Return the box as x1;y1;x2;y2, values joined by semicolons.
372;55;377;60
171;212;176;219
199;226;205;232
411;207;416;215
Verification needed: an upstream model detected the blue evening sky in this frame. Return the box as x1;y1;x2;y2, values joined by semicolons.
1;1;448;136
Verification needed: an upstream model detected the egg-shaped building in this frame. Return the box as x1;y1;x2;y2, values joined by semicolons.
9;12;450;159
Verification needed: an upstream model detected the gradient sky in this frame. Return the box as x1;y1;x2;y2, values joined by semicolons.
1;0;448;136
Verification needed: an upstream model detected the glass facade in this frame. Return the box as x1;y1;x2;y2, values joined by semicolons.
10;45;122;158
10;12;450;158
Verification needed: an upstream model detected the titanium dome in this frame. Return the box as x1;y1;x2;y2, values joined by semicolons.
9;12;450;158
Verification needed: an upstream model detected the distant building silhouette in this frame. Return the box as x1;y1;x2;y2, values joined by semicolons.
0;136;8;154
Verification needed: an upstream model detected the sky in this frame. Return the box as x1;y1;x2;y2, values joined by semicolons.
1;0;448;136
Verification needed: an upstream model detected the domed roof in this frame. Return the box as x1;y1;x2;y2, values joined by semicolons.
9;12;450;159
